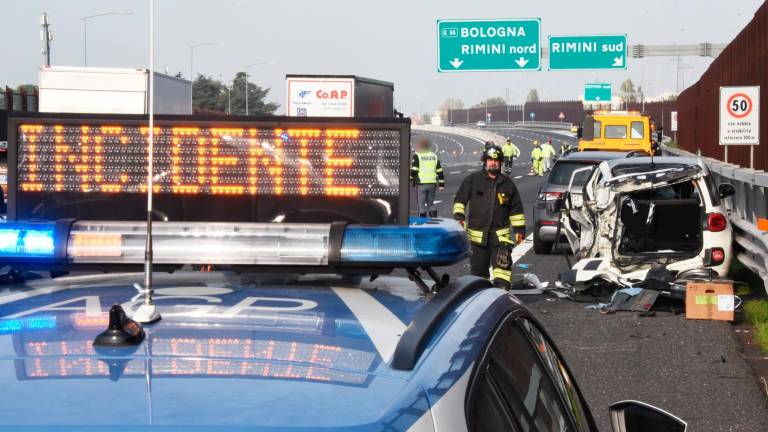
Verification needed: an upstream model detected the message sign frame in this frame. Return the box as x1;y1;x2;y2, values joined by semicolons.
7;112;411;225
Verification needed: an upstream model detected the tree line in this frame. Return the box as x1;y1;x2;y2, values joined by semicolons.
188;72;279;115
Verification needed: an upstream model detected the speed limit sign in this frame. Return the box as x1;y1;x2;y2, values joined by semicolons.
720;86;760;145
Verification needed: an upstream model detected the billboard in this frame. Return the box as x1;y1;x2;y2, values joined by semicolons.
286;78;355;117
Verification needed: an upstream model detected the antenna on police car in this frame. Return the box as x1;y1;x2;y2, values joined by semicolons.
133;0;161;324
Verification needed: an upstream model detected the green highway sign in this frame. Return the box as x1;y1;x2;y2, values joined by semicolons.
548;35;627;70
584;83;612;102
437;19;541;72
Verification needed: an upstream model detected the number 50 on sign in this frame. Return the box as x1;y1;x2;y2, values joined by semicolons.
719;86;760;146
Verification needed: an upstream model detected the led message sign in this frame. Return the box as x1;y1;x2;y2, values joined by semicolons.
8;115;410;223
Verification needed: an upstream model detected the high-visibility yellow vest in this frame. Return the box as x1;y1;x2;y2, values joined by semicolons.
502;143;514;157
531;147;543;161
416;151;439;184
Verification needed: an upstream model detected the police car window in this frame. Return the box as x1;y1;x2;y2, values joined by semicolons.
519;319;591;431
469;317;576;432
605;125;627;139
467;372;520;431
630;121;644;139
593;121;602;139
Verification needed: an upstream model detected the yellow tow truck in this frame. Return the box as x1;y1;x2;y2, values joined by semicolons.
576;111;661;155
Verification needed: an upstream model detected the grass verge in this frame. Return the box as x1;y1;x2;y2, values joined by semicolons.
744;299;768;353
756;323;768;353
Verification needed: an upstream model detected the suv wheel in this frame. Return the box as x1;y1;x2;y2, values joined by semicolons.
533;231;553;254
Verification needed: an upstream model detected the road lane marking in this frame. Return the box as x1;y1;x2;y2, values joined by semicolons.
513;175;523;179
434;200;443;204
449;171;461;174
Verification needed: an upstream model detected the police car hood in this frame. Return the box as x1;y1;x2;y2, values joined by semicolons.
0;271;440;431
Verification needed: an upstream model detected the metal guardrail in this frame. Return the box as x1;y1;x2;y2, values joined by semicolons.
459;121;573;131
663;144;768;293
413;124;507;149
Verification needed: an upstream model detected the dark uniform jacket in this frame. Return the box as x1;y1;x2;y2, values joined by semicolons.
453;171;526;246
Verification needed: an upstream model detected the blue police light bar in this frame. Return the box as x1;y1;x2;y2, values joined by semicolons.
0;219;469;269
339;218;470;265
0;222;56;258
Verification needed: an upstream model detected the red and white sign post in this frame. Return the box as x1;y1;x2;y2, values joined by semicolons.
719;86;760;167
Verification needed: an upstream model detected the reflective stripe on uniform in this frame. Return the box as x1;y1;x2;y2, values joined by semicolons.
510;214;526;227
466;228;484;243
492;268;511;282
495;228;512;243
453;203;465;215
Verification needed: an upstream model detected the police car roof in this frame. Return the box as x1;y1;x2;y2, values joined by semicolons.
0;271;514;430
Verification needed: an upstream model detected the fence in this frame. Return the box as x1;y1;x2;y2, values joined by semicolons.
447;100;676;128
676;1;767;169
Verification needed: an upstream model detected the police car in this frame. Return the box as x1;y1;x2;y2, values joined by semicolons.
0;114;686;430
0;218;688;431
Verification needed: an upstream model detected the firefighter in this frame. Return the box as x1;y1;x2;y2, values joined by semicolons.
501;138;520;171
410;137;445;217
453;145;526;289
531;141;544;176
483;140;495;153
560;140;573;154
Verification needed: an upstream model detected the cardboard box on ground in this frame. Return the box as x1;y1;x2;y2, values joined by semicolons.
686;281;735;321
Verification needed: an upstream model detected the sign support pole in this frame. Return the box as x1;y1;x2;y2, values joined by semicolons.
724;146;729;164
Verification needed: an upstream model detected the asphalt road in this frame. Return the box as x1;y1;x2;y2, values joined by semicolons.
411;127;768;432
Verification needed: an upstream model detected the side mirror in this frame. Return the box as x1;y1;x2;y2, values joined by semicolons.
610;400;686;432
576;127;583;139
718;183;735;199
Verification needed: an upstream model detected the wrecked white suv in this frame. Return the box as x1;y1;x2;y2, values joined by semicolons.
560;156;734;283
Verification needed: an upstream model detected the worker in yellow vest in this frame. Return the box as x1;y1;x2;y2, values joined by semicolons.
410;137;445;217
531;141;544;177
501;138;520;171
541;139;557;172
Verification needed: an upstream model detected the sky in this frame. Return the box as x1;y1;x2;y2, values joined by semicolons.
0;0;764;115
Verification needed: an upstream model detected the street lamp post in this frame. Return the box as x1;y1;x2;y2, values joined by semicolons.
81;12;132;66
244;62;268;116
189;42;216;112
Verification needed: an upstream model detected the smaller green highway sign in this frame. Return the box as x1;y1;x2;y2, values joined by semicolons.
437;19;541;72
584;83;612;102
548;35;627;70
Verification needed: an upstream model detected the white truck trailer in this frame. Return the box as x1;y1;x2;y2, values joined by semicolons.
39;66;191;115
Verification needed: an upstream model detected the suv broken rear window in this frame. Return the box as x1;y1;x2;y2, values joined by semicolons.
548;162;595;187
